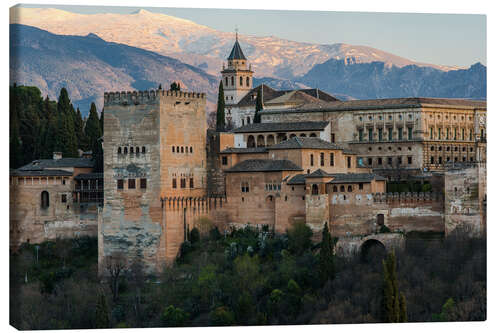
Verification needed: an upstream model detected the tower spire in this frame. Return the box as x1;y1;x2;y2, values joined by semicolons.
235;26;238;41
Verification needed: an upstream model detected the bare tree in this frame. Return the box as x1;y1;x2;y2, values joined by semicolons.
105;252;128;303
128;258;146;325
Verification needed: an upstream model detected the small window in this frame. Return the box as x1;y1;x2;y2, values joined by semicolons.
359;183;363;190
140;178;147;189
190;147;193;154
333;186;338;192
347;156;352;168
172;178;177;188
124;147;128;154
117;179;124;190
378;157;382;165
181;147;184;153
310;154;314;166
61;194;67;203
118;147;122;154
180;178;186;188
136;147;140;154
62;179;66;185
176;146;180;153
41;191;49;208
340;185;345;192
222;156;228;165
408;156;413;164
246;77;250;87
189;178;194;188
347;185;352;192
320;152;325;166
172;146;175;153
142;146;146;154
128;179;136;189
330;153;334;166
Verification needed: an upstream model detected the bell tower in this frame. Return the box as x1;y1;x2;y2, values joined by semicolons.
221;30;253;106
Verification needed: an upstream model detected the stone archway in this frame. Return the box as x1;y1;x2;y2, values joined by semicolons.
257;135;265;147
247;135;256;148
360;239;386;262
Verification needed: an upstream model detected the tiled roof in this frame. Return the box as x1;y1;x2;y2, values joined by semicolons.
11;169;73;177
74;172;103;180
227;40;246;60
261;97;486;114
18;158;95;171
232;121;329;133
225;159;302;173
329;173;386;183
305;169;331;178
287;174;307;185
235;84;339;108
220;147;268;154
268;137;345;150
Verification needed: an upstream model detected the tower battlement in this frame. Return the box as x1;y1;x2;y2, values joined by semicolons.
104;89;206;106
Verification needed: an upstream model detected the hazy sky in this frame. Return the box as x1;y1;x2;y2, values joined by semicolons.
20;4;486;68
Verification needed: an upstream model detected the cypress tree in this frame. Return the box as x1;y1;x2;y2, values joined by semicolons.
10;108;22;169
74;107;86;149
56;88;78;157
99;108;104;137
254;85;263;123
382;250;407;322
216;81;226;131
85;102;102;152
319;222;335;284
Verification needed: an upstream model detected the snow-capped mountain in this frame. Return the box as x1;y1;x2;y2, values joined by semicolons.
10;7;461;79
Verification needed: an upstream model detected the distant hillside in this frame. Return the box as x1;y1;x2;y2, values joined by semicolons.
298;59;486;100
10;24;219;114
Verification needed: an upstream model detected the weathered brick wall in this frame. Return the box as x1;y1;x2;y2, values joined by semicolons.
444;164;486;237
10;177;97;247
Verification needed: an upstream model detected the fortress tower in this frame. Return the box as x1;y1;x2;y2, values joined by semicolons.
221;32;253;107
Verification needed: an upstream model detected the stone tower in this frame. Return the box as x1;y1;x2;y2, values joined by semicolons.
221;32;253;106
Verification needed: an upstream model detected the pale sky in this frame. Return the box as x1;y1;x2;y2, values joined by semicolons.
19;4;486;68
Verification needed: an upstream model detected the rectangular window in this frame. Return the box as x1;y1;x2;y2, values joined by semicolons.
180;179;186;188
408;127;413;140
331;133;335;143
222;156;228;165
430;127;434;140
438;128;442;140
189;178;194;188
117;179;124;190
359;183;364;190
358;129;364;142
172;178;177;188
61;194;67;203
128;178;136;189
408;156;412;164
388;128;393;141
470;129;473;140
140;178;147;189
368;128;373;142
330;153;334;166
310;154;314;166
398;127;403;140
378;128;383;141
378;157;382;165
388;157;392;165
446;128;450;140
368;157;373;165
347;156;352;168
454;128;457;140
462;128;465;140
320;152;324;166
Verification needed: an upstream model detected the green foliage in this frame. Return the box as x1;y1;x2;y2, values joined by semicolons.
382;250;407;322
210;306;235;326
216;81;226;131
161;305;189;327
379;225;391;233
287;221;313;255
189;228;201;244
170;82;181;91
422;183;432;192
209;226;222;241
254;85;263;123
432;297;456;322
319;222;335;284
95;293;110;328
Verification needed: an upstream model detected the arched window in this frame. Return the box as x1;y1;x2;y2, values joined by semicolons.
185;146;189;154
118;147;122;154
311;184;319;195
231;76;234;86
190;147;193;153
333;186;338;192
142;146;146;154
347;185;353;192
266;135;275;146
130;147;134;154
310;154;314;166
300;133;306;137
290;134;296;138
247;116;251;124
124;147;128;154
246;77;250;87
247;135;256;148
181;147;184;153
41;191;49;209
172;146;175;153
240;76;243;86
257;135;265;147
340;185;345;192
225;77;228;86
176;146;179;153
136;147;140;154
309;133;317;137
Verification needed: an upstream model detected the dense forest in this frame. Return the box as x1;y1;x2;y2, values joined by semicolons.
10;222;486;329
9;84;103;170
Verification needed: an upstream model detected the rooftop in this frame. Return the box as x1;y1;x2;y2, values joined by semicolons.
268;137;346;151
10;169;73;177
286;171;386;185
227;39;246;60
225;159;302;173
220;147;268;154
232;121;329;133
18;157;95;171
74;172;104;180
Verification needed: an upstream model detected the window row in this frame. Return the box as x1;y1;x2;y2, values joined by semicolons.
359;126;413;142
117;146;147;155
362;156;413;166
430;146;474;152
117;178;147;190
429;156;475;164
224;76;250;88
265;182;281;192
358;113;413;122
40;191;71;209
429;127;475;141
172;177;194;189
172;146;194;154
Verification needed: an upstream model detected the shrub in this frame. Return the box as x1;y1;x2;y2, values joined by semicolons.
161;305;189;327
210;306;235;326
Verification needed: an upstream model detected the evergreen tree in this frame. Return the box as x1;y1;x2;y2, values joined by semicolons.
99;108;104;138
254;85;263;123
95;293;110;328
85;103;103;171
382;250;407;322
319;222;335;284
56;88;78;157
74;107;86;149
170;82;180;91
10;107;22;169
216;81;226;131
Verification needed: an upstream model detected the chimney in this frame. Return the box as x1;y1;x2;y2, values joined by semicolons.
53;152;62;160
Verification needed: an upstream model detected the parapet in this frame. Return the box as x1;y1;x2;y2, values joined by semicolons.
372;192;443;203
104;89;206;107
